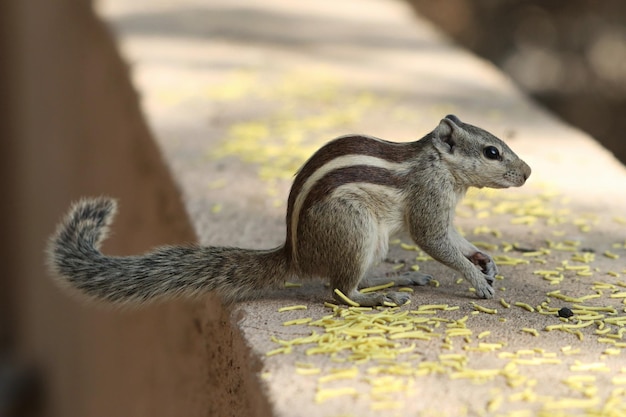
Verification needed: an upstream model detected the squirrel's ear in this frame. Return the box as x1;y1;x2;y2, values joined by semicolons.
432;118;458;154
444;114;462;124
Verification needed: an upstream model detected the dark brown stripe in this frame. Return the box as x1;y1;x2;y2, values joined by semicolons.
287;135;418;218
298;164;405;225
283;134;424;256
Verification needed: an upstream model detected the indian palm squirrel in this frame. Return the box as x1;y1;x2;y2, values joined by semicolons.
47;115;531;307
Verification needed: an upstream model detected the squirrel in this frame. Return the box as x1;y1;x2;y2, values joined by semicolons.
47;115;531;307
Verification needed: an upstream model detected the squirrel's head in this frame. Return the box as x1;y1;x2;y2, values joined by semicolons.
431;115;532;189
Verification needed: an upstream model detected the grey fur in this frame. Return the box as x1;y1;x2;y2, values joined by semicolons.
46;197;288;304
46;116;531;307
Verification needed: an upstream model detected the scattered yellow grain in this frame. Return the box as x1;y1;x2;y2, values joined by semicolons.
493;255;530;266
278;305;308;312
295;367;321;376
514;302;535;312
360;282;395;293
333;289;360;307
266;346;291;356
472;303;497;314
612;376;626;385
283;318;312;326
472;241;499;251
570;361;610;372
542;397;600;410
613;216;626;225
571;252;595;263
388;331;432;340
487;395;504;412
400;243;420;251
318;367;359;383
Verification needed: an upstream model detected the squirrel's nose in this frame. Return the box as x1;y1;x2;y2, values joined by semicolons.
521;161;532;182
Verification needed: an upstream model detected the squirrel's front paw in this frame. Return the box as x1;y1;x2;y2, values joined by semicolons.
385;291;411;306
472;275;495;299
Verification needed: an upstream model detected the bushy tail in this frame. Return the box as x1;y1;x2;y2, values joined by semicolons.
46;197;289;305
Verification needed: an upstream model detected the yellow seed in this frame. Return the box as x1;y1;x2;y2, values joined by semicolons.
564;265;591;271
266;346;290;356
417;304;449;310
614;216;626;225
388;331;432;340
514;302;535;312
283;318;312;326
333;288;360;307
543;397;600;410
487;396;503;412
604;251;620;260
284;282;303;288
613;376;626;385
570;362;610;372
315;387;358;403
472;241;498;251
493;255;530;266
318;367;358;383
472;303;497;314
278;305;308;312
360;281;395;293
500;298;511;308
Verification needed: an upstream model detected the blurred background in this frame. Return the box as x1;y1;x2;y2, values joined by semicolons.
408;0;626;164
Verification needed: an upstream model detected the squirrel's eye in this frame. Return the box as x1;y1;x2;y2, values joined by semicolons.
483;146;500;160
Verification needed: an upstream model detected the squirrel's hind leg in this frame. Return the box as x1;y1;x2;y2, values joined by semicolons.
328;239;413;307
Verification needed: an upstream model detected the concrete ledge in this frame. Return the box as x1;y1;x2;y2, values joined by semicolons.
94;0;626;415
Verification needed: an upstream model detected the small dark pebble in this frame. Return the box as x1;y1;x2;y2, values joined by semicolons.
581;248;595;253
558;307;574;318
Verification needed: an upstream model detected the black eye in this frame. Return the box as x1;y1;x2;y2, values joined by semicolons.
483;146;500;160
